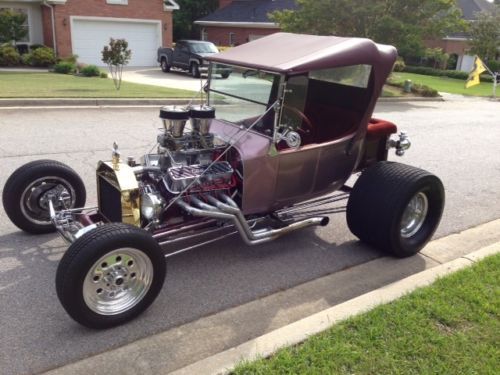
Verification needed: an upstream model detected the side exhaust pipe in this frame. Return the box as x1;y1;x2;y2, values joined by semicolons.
175;194;329;246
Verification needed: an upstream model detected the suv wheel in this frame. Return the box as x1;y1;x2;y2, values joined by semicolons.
191;62;201;78
160;58;170;73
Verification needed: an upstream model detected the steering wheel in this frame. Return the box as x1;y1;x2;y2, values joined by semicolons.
282;105;314;134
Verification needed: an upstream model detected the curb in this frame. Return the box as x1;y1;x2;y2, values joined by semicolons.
170;242;500;375
0;98;196;108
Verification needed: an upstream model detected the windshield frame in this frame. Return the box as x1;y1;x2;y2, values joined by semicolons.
207;62;285;138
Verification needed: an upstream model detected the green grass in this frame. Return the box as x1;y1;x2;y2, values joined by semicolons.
392;72;495;97
234;254;500;375
0;72;196;98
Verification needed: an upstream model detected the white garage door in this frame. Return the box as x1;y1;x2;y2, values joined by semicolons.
72;18;160;67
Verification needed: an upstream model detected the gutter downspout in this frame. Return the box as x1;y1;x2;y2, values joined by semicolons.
42;1;57;56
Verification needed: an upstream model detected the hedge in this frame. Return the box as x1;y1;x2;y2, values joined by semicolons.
403;65;493;83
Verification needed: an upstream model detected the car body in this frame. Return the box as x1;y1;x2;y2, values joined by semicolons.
3;33;444;329
157;40;231;78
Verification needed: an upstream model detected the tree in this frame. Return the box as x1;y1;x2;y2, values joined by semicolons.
101;38;132;90
271;0;466;59
469;8;500;62
172;0;218;40
0;9;28;45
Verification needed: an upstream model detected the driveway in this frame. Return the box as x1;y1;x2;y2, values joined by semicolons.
120;66;206;92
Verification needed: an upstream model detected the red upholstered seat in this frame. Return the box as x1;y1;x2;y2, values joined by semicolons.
367;118;397;138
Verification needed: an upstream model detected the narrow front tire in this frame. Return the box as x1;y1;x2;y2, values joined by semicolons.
56;223;166;329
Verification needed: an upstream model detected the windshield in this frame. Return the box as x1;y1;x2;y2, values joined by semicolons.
190;42;218;54
208;63;280;136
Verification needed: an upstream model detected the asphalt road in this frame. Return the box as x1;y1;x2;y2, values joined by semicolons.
0;98;499;374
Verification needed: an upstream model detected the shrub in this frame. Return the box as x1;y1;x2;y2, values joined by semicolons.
29;46;56;67
53;61;76;74
412;83;439;97
386;76;439;97
59;54;78;64
487;60;500;73
80;64;100;77
100;71;108;78
393;57;406;72
29;44;45;51
0;44;21;66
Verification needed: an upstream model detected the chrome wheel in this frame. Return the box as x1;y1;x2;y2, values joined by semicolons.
20;176;76;225
83;248;154;315
400;192;429;238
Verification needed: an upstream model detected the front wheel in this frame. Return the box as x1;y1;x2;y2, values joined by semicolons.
160;57;170;73
56;223;166;329
346;162;444;257
2;160;86;234
191;62;201;78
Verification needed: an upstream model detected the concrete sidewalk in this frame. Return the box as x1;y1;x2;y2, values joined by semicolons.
44;219;500;375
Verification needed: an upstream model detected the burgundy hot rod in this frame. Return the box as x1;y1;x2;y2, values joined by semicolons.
2;33;444;328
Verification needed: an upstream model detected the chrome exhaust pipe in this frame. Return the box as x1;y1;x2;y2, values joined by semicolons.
175;194;329;246
175;199;272;246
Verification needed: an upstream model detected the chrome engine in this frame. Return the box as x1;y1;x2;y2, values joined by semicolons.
137;105;237;225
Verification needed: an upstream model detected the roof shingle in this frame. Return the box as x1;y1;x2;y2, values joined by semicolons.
196;0;298;24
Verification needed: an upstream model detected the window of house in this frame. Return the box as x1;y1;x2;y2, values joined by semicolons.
106;0;128;5
0;7;29;43
229;32;235;47
201;28;208;41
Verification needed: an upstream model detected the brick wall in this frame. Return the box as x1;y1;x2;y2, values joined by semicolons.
425;39;470;55
203;26;280;46
41;6;54;49
50;0;173;58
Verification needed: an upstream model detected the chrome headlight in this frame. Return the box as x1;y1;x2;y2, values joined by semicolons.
141;193;164;221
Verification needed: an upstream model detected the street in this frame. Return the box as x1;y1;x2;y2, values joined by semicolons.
0;98;499;374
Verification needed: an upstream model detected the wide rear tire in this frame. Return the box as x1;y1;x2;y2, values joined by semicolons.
56;223;166;329
346;162;444;257
2;160;86;234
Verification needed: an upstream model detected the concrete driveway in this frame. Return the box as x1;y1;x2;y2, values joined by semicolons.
121;66;206;92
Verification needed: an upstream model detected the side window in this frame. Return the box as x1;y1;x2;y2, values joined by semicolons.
229;32;236;47
280;75;309;131
309;65;372;88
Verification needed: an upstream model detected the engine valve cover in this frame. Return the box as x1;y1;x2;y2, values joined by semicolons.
165;161;234;192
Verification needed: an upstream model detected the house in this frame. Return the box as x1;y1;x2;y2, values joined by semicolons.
194;0;297;46
0;0;180;66
425;0;495;71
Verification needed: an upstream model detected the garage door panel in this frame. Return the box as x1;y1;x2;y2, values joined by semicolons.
72;19;160;66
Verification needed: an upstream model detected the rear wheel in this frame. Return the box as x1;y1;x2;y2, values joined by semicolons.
346;162;444;257
2;160;86;234
191;62;200;78
160;58;170;73
56;223;166;329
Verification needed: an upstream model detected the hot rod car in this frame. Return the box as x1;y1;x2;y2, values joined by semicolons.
2;33;444;329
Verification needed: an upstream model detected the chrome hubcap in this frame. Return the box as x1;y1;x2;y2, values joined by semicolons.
83;248;153;315
400;192;429;238
20;176;75;225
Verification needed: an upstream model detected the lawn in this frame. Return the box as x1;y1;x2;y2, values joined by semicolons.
0;72;196;98
234;253;500;374
392;72;495;97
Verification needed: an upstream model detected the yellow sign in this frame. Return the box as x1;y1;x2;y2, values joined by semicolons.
465;56;487;88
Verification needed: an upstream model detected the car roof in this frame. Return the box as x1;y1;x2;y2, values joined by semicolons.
206;33;397;76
